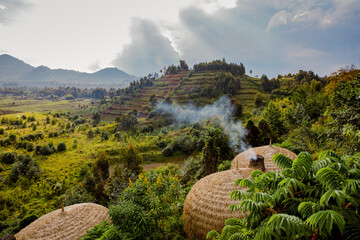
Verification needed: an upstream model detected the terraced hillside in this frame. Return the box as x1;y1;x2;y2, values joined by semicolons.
102;70;262;121
103;71;189;118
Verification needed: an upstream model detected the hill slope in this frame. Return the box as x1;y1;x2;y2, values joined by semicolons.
102;70;261;122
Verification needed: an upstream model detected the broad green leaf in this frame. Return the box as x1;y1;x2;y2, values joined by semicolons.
234;179;255;188
319;150;341;161
267;214;309;239
306;210;345;236
206;230;220;240
272;153;293;169
291;152;313;178
278;178;306;192
316;167;344;190
298;202;318;219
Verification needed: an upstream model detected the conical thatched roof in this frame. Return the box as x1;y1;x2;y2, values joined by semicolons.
231;145;297;171
183;168;250;240
15;203;110;240
183;145;297;240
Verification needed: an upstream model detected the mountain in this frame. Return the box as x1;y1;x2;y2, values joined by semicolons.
0;54;34;81
91;67;133;80
0;54;137;88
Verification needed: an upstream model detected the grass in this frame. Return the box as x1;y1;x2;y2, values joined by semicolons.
0;96;98;117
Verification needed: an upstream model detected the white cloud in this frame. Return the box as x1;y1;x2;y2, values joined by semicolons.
320;0;360;27
112;18;179;76
0;4;7;10
267;10;290;31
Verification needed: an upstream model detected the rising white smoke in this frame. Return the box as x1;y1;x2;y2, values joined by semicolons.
155;96;251;153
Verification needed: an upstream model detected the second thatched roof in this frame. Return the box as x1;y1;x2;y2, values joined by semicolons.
15;203;110;240
183;168;250;240
231;145;297;171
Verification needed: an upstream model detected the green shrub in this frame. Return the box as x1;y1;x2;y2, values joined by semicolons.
8;134;16;143
26;142;34;152
9;154;41;182
217;160;232;172
162;144;174;157
79;221;112;240
0;128;4;134
57;142;66;152
101;131;110;141
1;152;17;164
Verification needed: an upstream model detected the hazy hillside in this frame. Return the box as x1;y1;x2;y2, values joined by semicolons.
0;54;137;88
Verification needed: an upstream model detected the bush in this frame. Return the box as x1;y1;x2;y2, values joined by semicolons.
79;221;112;240
87;129;94;139
8;134;16;143
57;142;66;152
101;131;110;141
1;152;17;164
9;154;41;182
217;160;232;172
162;145;174;157
26;142;34;152
0;128;4;134
180;155;204;186
36;144;55;156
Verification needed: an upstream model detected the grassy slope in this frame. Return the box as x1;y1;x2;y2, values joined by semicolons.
0;111;196;231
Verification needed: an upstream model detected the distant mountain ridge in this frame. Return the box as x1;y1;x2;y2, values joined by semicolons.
0;54;137;88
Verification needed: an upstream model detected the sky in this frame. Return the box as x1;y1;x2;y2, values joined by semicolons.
0;0;359;77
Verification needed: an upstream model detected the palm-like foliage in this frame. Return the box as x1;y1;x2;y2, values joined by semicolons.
208;150;360;240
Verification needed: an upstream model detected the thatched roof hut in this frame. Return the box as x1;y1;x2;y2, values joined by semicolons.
183;168;250;240
183;145;297;239
15;203;110;240
231;145;297;171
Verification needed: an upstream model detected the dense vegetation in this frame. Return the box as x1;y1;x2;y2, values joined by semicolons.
208;151;360;240
0;62;359;239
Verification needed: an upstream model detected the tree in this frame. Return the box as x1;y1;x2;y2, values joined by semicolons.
262;101;286;137
179;60;189;71
84;166;186;240
245;119;262;147
118;114;138;130
120;143;143;175
83;152;109;205
202;127;234;176
92;112;101;126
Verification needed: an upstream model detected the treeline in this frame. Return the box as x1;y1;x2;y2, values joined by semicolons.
193;59;245;76
116;74;157;97
164;60;189;75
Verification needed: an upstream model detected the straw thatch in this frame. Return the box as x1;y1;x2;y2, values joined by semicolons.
231;145;297;171
183;168;250;240
15;203;110;240
183;145;297;240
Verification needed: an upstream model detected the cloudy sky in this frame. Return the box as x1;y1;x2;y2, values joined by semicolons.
0;0;359;77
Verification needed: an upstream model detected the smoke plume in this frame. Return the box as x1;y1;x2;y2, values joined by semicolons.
155;96;251;153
